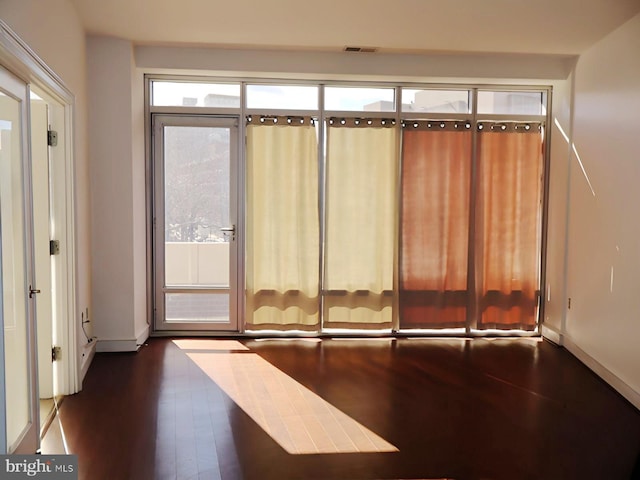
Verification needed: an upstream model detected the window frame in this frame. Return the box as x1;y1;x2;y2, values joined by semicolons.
145;75;552;337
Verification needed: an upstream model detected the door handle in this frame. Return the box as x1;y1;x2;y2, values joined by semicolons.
29;286;41;298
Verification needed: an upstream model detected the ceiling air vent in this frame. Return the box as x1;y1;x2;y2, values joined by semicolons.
344;46;378;53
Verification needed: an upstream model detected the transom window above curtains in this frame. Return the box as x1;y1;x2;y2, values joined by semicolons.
245;116;320;331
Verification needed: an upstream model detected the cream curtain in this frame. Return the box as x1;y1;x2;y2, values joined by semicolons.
324;120;398;329
245;119;320;330
399;125;472;329
475;123;544;330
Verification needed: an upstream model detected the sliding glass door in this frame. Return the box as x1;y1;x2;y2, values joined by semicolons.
153;115;239;331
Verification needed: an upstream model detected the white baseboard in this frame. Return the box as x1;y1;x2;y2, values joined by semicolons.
136;324;150;347
95;325;150;353
563;335;640;410
80;340;97;382
541;324;564;346
96;338;141;352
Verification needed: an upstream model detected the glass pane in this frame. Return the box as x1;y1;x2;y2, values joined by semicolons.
245;120;320;330
477;91;547;115
324;123;397;328
152;81;240;108
246;84;318;110
163;125;230;291
166;293;230;322
0;90;31;450
475;126;544;330
402;89;470;113
399;126;472;329
325;86;395;112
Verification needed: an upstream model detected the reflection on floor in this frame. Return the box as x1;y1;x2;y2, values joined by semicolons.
41;412;66;454
40;398;54;431
40;396;66;454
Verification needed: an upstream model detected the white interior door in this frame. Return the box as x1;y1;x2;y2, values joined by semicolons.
153;115;240;331
30;93;54;403
0;66;39;453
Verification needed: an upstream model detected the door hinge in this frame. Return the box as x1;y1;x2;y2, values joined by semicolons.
52;346;62;362
50;239;61;255
47;129;58;147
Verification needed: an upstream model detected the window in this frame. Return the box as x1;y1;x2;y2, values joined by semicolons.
148;76;550;334
246;84;318;110
245;116;320;330
477;90;547;115
324;86;395;112
151;81;240;108
324;118;397;329
402;89;470;114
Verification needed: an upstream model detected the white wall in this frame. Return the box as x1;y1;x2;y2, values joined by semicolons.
87;36;148;352
542;74;573;337
0;0;92;373
564;12;640;407
136;46;575;81
131;51;148;346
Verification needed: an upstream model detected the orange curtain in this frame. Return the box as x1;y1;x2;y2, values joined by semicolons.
399;126;472;329
475;125;544;330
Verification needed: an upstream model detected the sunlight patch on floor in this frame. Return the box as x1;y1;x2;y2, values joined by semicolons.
174;339;398;455
172;338;250;351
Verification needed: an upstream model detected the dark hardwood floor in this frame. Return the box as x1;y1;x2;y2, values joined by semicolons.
50;336;640;480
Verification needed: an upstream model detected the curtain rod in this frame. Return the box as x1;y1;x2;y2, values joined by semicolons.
477;121;543;133
246;115;315;125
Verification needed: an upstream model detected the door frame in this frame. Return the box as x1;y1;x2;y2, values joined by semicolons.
152;114;241;332
0;20;79;407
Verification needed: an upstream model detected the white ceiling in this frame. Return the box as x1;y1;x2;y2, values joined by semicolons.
70;0;640;56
